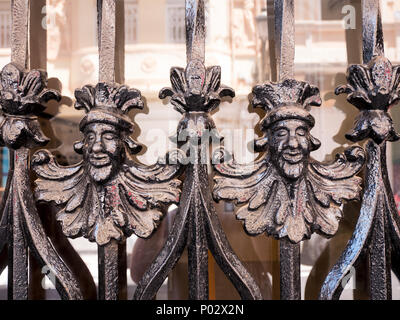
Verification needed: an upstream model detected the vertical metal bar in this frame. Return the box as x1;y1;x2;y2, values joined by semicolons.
267;0;277;81
97;0;126;300
188;163;209;300
362;0;384;64
28;0;47;299
273;0;300;300
8;0;29;300
369;191;392;299
185;0;205;64
368;141;392;300
98;0;116;82
185;0;209;300
361;0;391;300
279;239;300;300
98;242;119;300
11;0;29;68
274;0;294;80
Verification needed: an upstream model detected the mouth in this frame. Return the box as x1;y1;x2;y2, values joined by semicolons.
281;150;304;164
89;154;111;167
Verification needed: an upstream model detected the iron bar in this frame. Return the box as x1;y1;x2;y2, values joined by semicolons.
8;150;28;300
274;0;300;300
185;0;205;64
187;161;209;300
185;0;209;300
98;240;119;300
279;239;300;300
7;0;29;300
362;0;391;300
273;0;294;80
362;0;384;64
97;0;127;300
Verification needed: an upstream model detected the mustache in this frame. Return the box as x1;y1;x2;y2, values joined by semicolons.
279;146;308;154
85;149;123;161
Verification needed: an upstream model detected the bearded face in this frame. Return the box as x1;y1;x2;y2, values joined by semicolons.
268;119;311;180
82;123;125;183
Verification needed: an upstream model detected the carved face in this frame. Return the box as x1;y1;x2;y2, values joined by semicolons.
82;123;125;183
268;119;311;180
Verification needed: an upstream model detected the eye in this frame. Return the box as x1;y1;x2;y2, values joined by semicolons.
103;132;116;140
296;128;306;136
87;133;95;141
274;129;288;137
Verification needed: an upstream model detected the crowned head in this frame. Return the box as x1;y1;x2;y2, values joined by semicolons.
73;82;143;183
252;79;322;180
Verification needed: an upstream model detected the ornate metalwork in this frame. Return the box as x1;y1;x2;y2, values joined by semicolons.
213;79;365;243
28;0;183;300
2;0;398;301
319;56;400;299
0;62;83;299
32;83;182;245
212;0;365;300
319;0;400;300
133;0;262;301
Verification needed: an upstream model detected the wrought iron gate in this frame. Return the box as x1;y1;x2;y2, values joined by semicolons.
0;0;399;300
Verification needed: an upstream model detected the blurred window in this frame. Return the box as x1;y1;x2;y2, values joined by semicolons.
0;2;10;48
125;0;138;44
166;0;185;43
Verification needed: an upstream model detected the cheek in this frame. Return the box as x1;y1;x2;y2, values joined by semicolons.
82;141;91;157
273;137;287;152
298;136;310;152
103;139;122;157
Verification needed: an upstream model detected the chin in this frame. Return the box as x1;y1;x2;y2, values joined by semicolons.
88;164;115;183
278;160;305;180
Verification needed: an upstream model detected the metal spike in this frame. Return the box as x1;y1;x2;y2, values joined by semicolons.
362;0;384;64
186;0;205;63
274;0;294;80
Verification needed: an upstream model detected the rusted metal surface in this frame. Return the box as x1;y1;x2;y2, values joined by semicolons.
134;0;262;301
319;1;400;300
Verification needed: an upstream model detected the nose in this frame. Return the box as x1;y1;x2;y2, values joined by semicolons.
91;138;103;153
287;135;299;149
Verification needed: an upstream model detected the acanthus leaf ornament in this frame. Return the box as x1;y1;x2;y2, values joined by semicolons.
213;79;365;244
32;82;183;246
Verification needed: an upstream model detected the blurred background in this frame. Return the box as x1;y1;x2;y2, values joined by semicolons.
0;0;400;299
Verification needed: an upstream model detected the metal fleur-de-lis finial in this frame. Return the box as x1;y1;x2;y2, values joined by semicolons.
159;60;234;114
32;82;183;246
213;79;365;244
0;63;60;148
335;55;400;144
